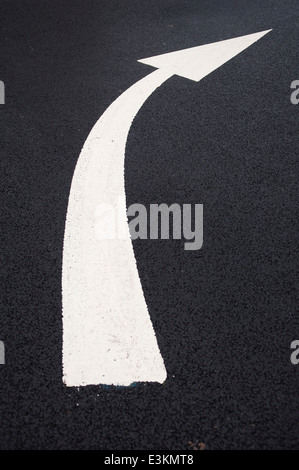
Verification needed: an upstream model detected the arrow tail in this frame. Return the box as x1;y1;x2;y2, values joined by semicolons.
62;69;171;387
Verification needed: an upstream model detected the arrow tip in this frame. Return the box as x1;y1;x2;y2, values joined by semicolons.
138;29;272;82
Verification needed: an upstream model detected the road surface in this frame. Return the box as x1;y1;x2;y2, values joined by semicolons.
0;0;298;450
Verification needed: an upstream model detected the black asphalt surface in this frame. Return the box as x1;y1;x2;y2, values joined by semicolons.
0;0;298;450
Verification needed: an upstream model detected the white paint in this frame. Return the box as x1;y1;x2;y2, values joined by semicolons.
62;30;271;387
63;68;171;387
138;30;272;82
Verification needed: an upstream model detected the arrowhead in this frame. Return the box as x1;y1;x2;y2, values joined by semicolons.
138;30;272;82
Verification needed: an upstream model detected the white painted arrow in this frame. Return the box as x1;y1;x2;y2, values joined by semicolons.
62;29;271;387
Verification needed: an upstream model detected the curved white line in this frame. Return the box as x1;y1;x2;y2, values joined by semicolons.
62;68;171;387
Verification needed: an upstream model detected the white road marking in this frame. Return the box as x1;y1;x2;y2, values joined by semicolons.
62;30;271;387
138;30;272;82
